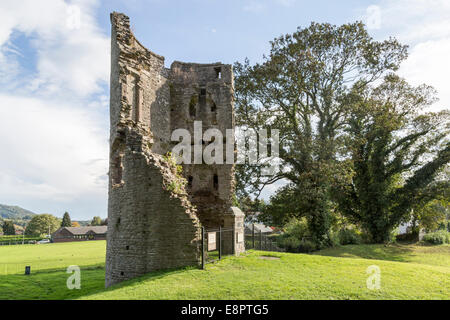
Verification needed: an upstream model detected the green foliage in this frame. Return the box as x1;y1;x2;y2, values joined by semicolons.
261;185;303;227
422;230;450;245
277;236;301;252
335;75;450;243
412;199;449;233
298;239;317;253
162;152;187;195
283;218;310;239
337;228;362;245
396;233;418;242
275;218;318;252
25;214;61;237
329;231;341;247
2;220;15;235
234;22;407;246
165;181;184;194
61;212;72;228
90;216;102;226
0;235;43;244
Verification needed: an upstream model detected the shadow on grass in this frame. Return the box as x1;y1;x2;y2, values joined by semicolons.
0;262;204;300
95;265;201;296
313;244;417;263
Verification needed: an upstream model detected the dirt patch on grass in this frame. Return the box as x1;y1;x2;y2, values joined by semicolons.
258;256;281;260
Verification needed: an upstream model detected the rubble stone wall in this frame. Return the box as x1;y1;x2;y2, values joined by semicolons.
106;12;243;288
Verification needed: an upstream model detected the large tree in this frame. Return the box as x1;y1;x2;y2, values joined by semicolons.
25;214;61;237
61;212;72;228
234;21;407;246
335;75;449;242
2;220;16;235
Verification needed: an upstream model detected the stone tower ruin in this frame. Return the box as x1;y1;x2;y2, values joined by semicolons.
105;12;245;287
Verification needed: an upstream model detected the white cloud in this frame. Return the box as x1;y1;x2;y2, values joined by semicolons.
400;39;450;111
363;1;450;111
0;0;110;218
0;94;108;204
0;0;109;98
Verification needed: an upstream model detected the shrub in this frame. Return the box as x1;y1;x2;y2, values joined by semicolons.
276;218;316;253
387;228;399;244
276;236;317;253
277;236;301;252
422;230;450;245
338;228;362;245
329;231;341;247
283;218;309;239
298;239;316;253
396;233;418;242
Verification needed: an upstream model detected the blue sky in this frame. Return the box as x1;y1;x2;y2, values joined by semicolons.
0;0;449;220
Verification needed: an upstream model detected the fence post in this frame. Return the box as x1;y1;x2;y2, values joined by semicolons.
252;224;255;249
219;227;222;260
201;227;205;270
260;230;262;250
232;226;235;255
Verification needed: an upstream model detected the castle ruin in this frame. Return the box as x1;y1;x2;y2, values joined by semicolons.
105;12;244;287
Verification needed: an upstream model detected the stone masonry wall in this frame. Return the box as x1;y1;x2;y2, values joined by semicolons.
169;62;235;229
106;12;244;287
106;13;201;287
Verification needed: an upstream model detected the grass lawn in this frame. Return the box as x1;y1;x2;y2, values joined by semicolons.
313;243;450;267
0;241;448;300
0;241;106;300
0;241;106;274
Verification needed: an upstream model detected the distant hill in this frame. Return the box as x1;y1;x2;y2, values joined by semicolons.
74;220;91;227
0;204;36;220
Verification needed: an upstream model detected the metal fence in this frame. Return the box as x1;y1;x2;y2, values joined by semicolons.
245;225;285;252
201;224;285;268
201;227;236;268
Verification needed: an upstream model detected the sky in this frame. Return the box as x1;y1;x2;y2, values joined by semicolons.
0;0;448;220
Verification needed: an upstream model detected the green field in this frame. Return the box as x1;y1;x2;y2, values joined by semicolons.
0;241;448;300
313;243;450;267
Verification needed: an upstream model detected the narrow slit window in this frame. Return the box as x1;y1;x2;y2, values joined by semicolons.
215;67;222;79
213;174;219;190
189;103;196;118
112;154;123;185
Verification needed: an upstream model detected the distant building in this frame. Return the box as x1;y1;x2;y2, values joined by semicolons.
52;226;107;243
245;223;274;235
14;226;24;235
